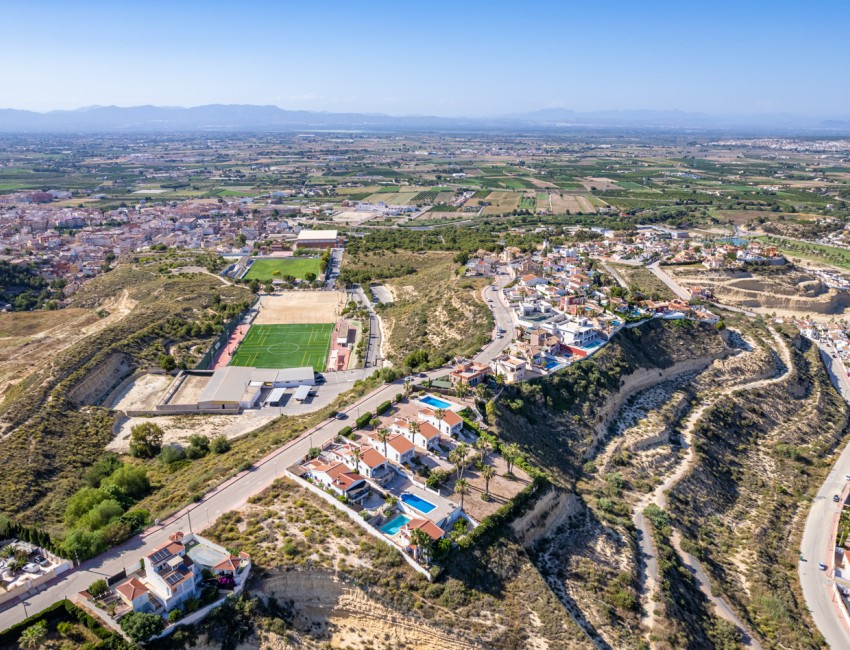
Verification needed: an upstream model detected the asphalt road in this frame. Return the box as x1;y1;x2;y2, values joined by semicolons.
646;261;691;301
474;267;516;365
800;339;850;649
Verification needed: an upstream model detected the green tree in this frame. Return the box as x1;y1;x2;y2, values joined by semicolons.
158;353;176;372
502;442;520;476
18;621;47;649
120;611;164;643
481;463;495;499
376;428;391;458
409;527;432;564
129;422;164;459
454;478;469;511
104;464;150;499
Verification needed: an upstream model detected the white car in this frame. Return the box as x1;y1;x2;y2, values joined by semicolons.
22;563;40;574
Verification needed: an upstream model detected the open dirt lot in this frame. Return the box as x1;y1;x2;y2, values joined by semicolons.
109;373;173;411
254;291;344;324
170;373;211;404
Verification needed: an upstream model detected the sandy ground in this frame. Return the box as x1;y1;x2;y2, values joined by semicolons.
254;292;344;324
170;373;210;404
330;210;374;225
0;289;137;409
109;373;173;410
109;409;278;452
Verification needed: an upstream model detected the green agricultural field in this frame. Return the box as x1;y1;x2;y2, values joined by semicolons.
229;323;334;370
244;258;322;281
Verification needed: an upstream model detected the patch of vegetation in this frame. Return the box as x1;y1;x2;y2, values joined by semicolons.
668;334;845;647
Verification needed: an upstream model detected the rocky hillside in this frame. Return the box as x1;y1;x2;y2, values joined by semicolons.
0;256;250;530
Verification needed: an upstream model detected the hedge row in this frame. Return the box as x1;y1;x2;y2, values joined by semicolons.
375;400;392;415
0;599;130;648
355;412;373;429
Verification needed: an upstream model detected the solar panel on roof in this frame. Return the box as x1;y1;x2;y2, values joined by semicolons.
165;572;184;586
149;548;172;564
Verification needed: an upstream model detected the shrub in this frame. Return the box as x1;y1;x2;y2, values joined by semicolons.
339;426;353;438
355;412;373;429
104;465;150;499
376;400;392;415
168;609;183;623
88;579;108;597
210;435;231;454
129;422;164;459
120;611;164;643
158;444;186;465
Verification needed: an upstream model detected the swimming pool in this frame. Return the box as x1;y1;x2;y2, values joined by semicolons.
401;492;437;514
379;514;411;536
419;395;453;410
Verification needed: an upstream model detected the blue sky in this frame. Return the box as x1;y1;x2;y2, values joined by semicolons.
2;0;848;116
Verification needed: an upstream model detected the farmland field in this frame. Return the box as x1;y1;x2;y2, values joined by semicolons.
229;323;333;370
481;191;521;215
244;258;322;281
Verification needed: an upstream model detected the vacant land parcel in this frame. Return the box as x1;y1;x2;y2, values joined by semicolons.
244;257;321;281
229;323;333;370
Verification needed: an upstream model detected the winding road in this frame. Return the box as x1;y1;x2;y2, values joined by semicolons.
633;328;791;648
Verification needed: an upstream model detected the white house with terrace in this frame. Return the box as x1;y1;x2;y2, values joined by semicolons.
418;408;463;437
390;418;442;451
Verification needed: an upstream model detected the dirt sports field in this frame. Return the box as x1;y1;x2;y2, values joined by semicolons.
254;292;344;324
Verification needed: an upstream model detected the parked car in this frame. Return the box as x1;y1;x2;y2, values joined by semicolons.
314;375;326;384
22;563;40;574
834;494;842;502
845;474;850;481
418;372;427;378
34;555;49;567
820;562;828;571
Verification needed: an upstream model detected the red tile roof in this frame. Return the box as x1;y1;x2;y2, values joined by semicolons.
404;518;445;541
418;422;441;440
388;434;414;454
116;577;148;601
359;447;387;468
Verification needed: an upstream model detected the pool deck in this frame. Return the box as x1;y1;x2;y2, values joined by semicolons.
417;393;463;412
400;483;457;529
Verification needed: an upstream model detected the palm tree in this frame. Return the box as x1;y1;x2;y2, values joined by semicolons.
481;464;495;499
409;420;420;440
503;442;520;476
449;442;469;480
351;447;362;474
475;437;492;464
19;622;47;649
409;528;432;564
376;428;391;458
454;478;469;511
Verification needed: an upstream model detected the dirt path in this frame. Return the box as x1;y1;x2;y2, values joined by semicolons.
633;328;791;648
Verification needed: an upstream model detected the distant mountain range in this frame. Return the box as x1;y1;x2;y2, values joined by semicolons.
0;104;848;134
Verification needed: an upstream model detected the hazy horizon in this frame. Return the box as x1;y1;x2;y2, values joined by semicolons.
3;0;849;117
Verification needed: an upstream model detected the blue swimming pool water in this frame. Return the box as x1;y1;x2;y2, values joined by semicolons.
401;492;437;514
419;395;452;410
380;514;411;535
